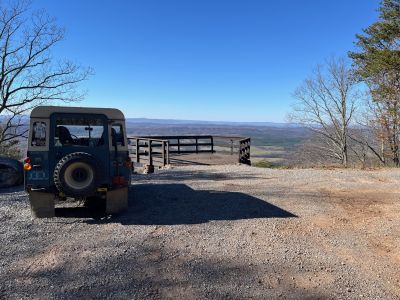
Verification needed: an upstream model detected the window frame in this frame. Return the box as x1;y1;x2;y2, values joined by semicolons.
28;118;49;151
50;112;109;149
109;122;128;151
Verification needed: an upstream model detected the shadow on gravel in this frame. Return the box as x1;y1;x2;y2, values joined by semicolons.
134;170;267;183
48;183;295;224
168;157;210;165
55;199;107;220
55;206;106;220
0;185;24;194
2;242;328;299
104;183;296;225
51;184;296;224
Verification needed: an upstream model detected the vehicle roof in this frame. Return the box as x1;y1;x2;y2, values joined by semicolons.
30;106;125;120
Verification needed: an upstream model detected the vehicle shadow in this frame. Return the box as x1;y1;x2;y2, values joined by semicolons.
0;184;24;194
55;184;296;224
55;205;106;220
69;183;296;225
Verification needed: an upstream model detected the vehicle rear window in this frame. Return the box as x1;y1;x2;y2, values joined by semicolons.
54;117;106;147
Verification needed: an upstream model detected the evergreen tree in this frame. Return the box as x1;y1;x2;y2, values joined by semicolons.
349;0;400;165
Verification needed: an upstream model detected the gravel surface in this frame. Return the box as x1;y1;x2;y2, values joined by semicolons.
1;165;400;299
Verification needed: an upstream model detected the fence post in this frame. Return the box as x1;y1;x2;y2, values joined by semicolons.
148;139;153;166
238;140;243;163
177;138;180;154
211;136;214;153
166;141;170;164
195;138;198;153
162;141;166;166
135;138;139;163
143;139;154;174
248;138;251;164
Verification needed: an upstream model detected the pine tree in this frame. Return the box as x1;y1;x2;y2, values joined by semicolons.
349;0;400;165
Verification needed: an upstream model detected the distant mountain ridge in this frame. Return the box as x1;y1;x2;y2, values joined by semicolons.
0;115;298;128
126;118;298;128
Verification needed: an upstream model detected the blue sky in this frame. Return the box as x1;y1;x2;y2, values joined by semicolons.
34;0;380;122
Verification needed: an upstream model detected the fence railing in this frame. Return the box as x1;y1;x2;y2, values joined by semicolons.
128;137;170;167
128;135;251;168
134;135;214;154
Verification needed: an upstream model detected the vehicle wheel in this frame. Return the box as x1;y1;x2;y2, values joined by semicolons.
54;152;99;197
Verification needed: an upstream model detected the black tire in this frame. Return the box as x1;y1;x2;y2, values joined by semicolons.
54;152;99;197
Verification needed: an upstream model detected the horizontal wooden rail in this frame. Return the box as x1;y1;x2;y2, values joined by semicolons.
128;137;170;168
128;135;251;168
130;135;215;155
136;135;213;140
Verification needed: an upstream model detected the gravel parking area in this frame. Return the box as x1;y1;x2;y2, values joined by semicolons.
1;165;400;299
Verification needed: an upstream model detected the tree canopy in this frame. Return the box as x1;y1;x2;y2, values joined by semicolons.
0;0;91;154
349;0;400;97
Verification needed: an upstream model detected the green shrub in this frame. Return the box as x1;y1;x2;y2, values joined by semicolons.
253;159;277;168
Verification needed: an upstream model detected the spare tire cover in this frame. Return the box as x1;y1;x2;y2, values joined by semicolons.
54;152;99;197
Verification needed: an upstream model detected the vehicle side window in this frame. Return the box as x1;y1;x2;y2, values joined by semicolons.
111;124;125;146
31;122;46;146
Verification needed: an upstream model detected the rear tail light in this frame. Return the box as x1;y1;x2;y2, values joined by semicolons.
23;157;32;171
112;176;128;187
125;157;132;168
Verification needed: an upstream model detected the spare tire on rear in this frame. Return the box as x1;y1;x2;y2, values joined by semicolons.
54;152;99;197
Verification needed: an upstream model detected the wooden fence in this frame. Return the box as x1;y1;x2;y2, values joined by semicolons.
128;137;170;167
239;138;251;165
128;135;251;168
135;135;214;154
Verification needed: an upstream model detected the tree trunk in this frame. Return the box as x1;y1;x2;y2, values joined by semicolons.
393;145;399;166
342;143;348;167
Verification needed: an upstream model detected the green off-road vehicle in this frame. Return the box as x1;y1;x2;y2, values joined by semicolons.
24;106;132;218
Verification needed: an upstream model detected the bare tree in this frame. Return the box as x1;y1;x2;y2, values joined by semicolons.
0;0;91;153
368;90;400;166
348;95;387;166
288;58;358;167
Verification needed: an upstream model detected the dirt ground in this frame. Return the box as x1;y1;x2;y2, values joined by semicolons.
0;165;400;299
169;152;239;166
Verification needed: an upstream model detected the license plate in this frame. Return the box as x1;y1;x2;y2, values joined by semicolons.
28;171;48;180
